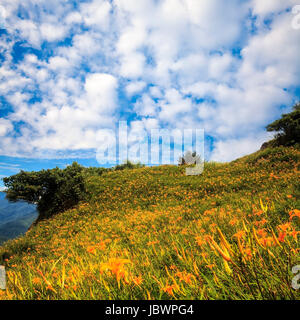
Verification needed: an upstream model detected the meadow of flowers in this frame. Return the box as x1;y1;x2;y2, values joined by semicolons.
0;146;299;300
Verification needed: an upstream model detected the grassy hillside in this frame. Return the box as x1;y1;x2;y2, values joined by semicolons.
0;146;299;300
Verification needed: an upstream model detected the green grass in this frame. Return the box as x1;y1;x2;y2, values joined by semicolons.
0;146;299;300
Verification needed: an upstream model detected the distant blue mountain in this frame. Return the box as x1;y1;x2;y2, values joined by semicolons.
0;192;38;245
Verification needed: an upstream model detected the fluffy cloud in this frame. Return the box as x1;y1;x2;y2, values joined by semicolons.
81;0;111;30
84;73;118;113
159;89;193;122
0;0;299;162
40;23;67;42
15;19;41;47
0;119;13;136
134;94;158;116
251;0;296;16
125;81;146;96
210;132;272;162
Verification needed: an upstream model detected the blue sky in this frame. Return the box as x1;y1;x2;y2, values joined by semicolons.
0;0;300;189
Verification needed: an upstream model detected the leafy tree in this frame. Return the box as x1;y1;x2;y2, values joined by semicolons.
3;162;86;221
266;103;300;147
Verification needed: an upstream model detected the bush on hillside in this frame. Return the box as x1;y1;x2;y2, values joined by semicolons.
114;160;145;171
265;103;300;147
3;162;86;221
83;166;110;176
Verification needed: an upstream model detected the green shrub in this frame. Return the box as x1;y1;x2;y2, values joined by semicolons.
114;160;145;171
3;162;86;221
266;103;300;147
83;166;110;177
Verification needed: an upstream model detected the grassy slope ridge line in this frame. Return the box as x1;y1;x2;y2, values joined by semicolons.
0;146;299;300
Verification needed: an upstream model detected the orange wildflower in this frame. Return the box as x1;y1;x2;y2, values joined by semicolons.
162;284;175;296
278;231;286;243
132;275;143;286
175;271;194;284
195;236;205;247
244;247;253;259
289;209;300;221
32;277;42;285
229;217;238;226
278;222;292;232
254;218;267;227
261;237;275;247
290;229;300;240
100;258;131;283
233;230;246;240
87;246;96;255
253;210;263;216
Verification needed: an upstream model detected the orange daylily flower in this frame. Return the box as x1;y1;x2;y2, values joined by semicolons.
278;231;286;243
87;246;96;255
289;209;300;221
132;275;143;286
32;277;42;285
162;284;175;296
233;230;246;240
100;258;132;283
